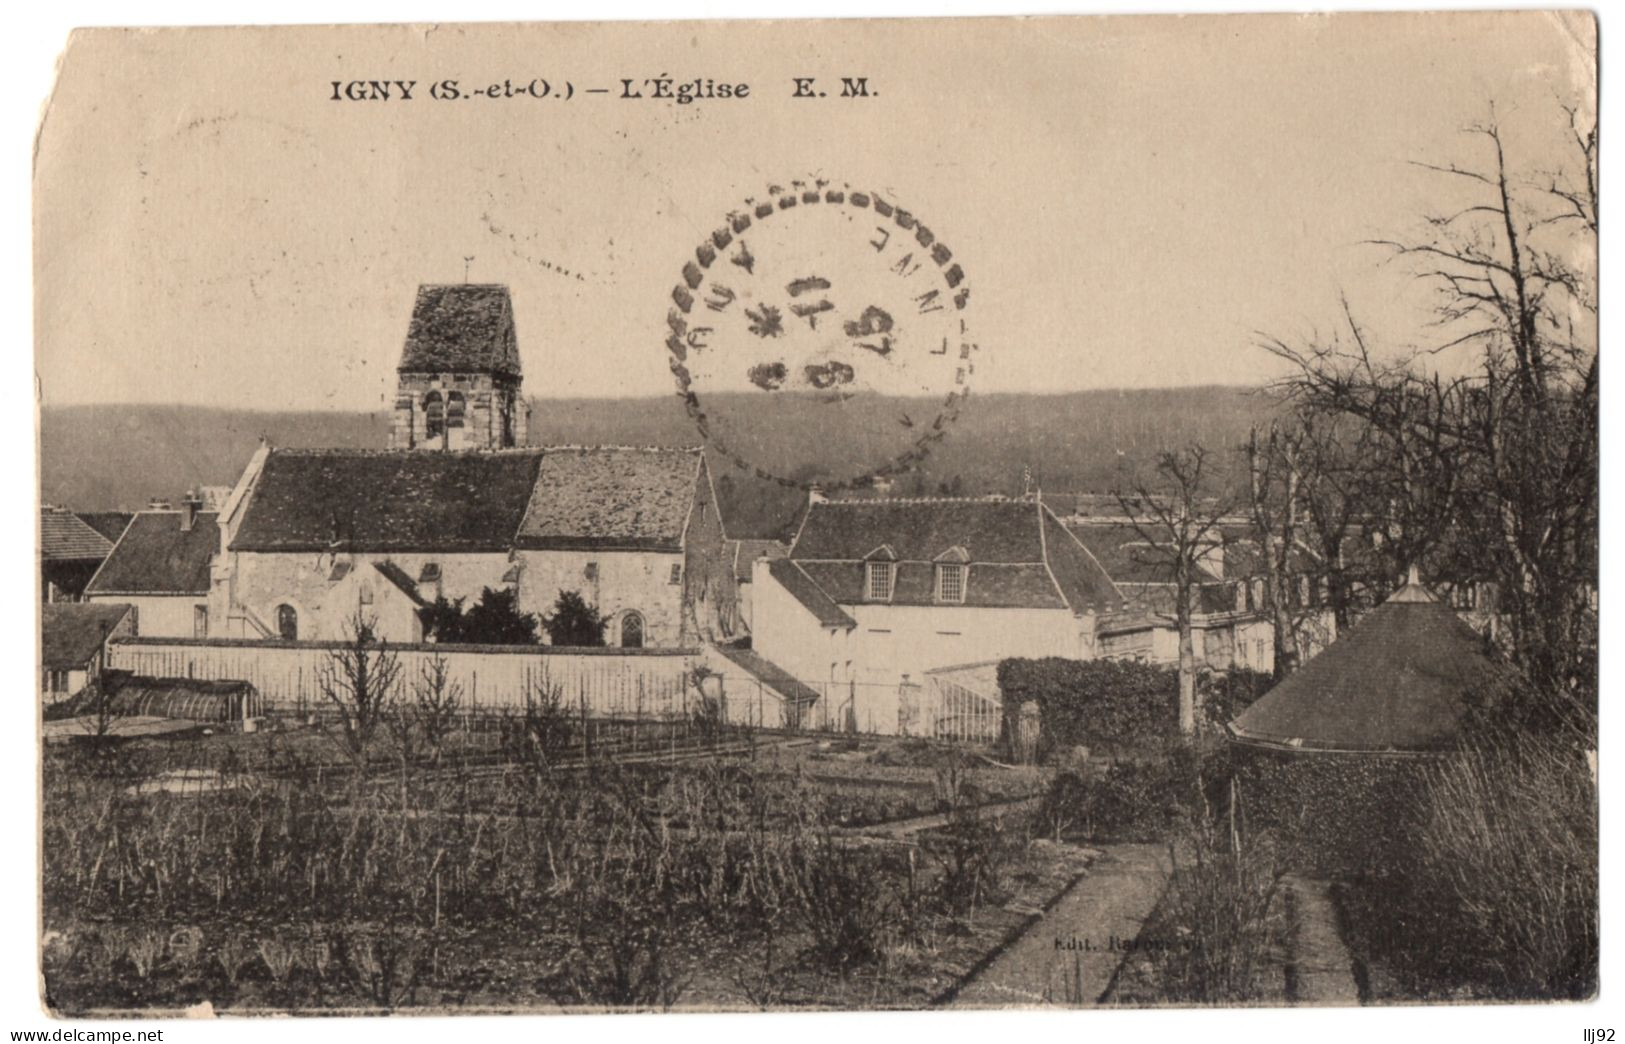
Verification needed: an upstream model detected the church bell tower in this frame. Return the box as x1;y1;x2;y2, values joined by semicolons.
389;284;529;451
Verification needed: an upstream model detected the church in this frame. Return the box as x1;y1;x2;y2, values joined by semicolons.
202;284;737;648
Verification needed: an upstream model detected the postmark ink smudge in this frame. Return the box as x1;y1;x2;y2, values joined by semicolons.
666;180;980;491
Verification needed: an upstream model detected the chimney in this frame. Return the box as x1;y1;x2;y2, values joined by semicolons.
180;489;203;532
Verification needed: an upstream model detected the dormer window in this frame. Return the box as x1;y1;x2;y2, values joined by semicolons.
932;546;970;603
866;560;895;602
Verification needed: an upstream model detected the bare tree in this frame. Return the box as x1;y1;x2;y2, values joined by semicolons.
318;610;403;769
412;653;463;765
1263;107;1597;716
1115;446;1235;736
1244;423;1307;679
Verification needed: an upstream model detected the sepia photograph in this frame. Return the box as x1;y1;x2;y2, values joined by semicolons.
26;8;1600;1024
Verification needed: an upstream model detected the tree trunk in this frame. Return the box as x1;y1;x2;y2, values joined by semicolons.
1177;584;1197;736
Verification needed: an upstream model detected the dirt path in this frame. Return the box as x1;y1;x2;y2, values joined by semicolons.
1285;876;1360;1005
947;843;1170;1008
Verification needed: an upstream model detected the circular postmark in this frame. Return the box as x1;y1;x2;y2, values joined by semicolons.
666;179;979;490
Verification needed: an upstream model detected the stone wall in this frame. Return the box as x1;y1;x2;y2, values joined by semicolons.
216;549;512;642
516;548;686;648
389;372;525;450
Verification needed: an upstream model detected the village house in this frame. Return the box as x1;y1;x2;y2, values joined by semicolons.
201;282;735;647
726;537;788;633
1055;495;1343;675
1063;519;1280;672
40;507;131;602
41;602;135;700
84;495;217;638
751;493;1126;711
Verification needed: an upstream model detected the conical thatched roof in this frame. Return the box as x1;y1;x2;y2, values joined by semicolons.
1228;579;1513;753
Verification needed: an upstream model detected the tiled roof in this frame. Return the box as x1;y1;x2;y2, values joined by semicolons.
731;538;788;582
793;499;1045;562
1112;580;1242;616
1229;581;1516;753
767;559;856;628
231;449;545;553
798;560;1069;610
1066;522;1224;585
398;284;521;377
1042;510;1131;613
42;602;133;669
711;643;823;705
514;447;700;551
41;511;115;561
86;512;218;595
788;498;1122;612
76;512;134;543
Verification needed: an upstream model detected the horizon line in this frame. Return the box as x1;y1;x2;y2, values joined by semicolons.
39;381;1273;414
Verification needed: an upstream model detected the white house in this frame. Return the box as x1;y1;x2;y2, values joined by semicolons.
751;494;1127;728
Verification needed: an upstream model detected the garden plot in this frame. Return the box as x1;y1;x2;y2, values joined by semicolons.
42;731;1087;1014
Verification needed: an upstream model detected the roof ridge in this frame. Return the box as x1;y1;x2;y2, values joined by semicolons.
540;444;703;453
419;282;509;289
820;495;1027;505
269;447;546;458
268;445;700;457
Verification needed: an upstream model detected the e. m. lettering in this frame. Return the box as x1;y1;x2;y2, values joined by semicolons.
620;77;750;104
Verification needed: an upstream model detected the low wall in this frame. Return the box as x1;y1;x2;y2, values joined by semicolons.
107;637;703;720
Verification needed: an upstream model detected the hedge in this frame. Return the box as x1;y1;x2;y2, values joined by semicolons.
995;657;1275;756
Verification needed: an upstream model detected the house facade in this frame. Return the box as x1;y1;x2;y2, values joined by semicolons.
1062;512;1337;676
726;538;788;634
752;495;1125;702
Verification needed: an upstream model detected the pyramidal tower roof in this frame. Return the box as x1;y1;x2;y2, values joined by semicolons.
398;284;521;378
1228;575;1516;754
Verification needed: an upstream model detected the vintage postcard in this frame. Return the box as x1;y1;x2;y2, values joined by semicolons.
33;13;1598;1017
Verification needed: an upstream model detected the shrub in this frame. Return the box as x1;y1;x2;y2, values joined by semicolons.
1197;667;1273;725
1403;734;1596;999
1147;833;1288;1003
1035;745;1222;843
997;657;1178;757
926;802;1020;918
542;590;608;647
499;679;577;774
786;832;898;976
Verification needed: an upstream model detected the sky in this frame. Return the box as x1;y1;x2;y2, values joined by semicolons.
33;13;1596;412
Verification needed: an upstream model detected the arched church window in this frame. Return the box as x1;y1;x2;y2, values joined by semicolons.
276;604;298;641
446;391;466;429
424;391;445;439
620;611;645;649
